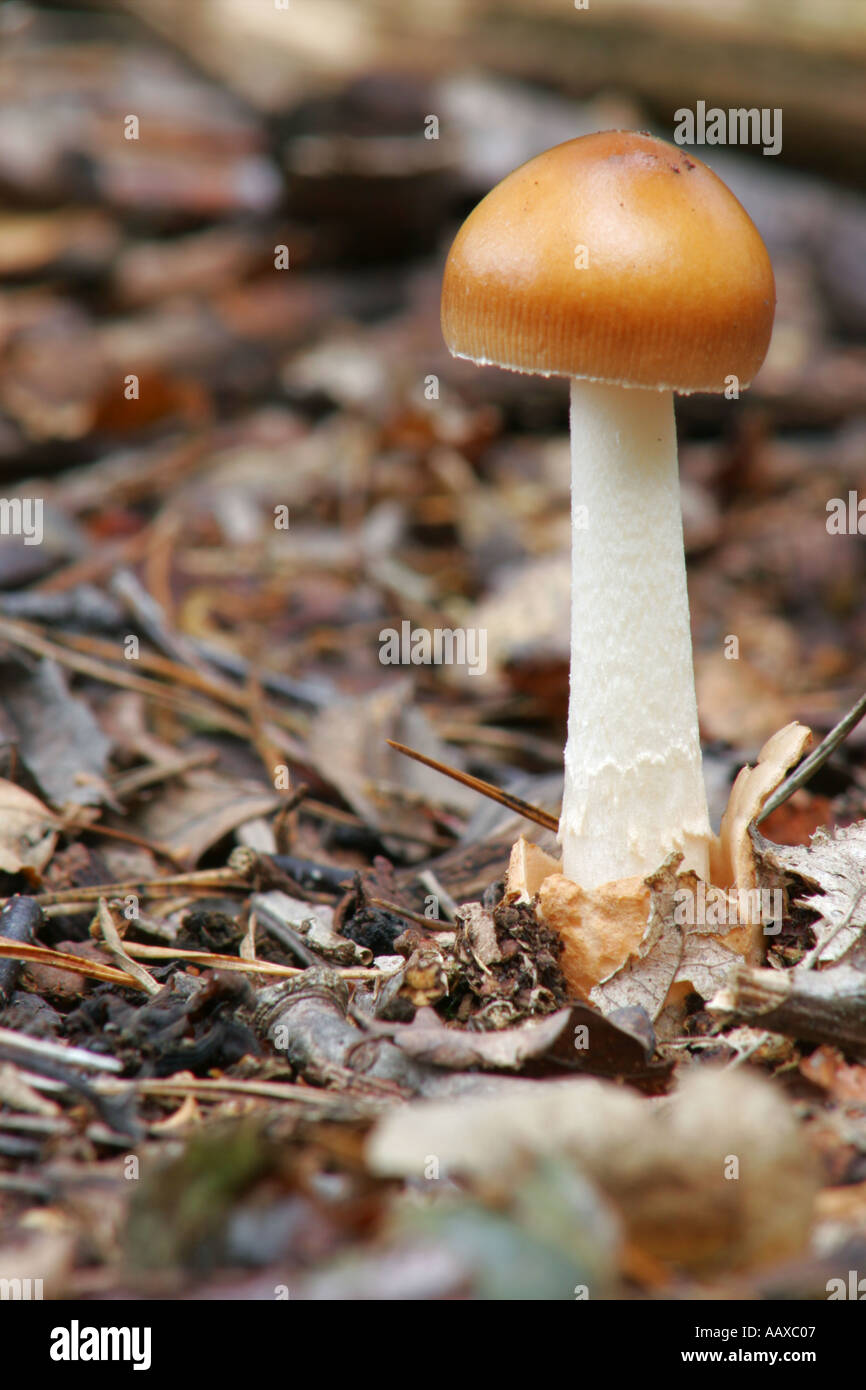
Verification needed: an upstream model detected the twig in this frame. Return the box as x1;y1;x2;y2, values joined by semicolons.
13;864;252;910
0;897;43;1003
417;869;459;922
366;897;453;931
299;797;453;849
108;747;217;797
0;614;254;738
0;1026;123;1073
60;815;187;867
110;567;222;684
708;957;866;1053
96;1076;339;1105
758;690;866;822
96;898;161;996
23;624;309;737
250;896;323;967
121;940;398;981
725;1031;777;1068
191;637;333;708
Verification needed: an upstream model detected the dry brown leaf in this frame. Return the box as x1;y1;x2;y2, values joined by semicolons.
454;552;571;690
455;901;502;969
528;722;810;1007
0;1063;62;1117
536;871;650;1000
533;853;751;1016
306;680;476;856
800;1044;866;1102
128;767;279;863
695;649;797;746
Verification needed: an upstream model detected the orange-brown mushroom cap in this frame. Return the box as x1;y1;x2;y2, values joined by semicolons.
441;131;775;393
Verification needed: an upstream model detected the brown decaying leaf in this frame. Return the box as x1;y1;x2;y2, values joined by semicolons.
800;1045;866;1103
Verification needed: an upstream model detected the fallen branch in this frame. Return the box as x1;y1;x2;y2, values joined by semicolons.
709;959;866;1053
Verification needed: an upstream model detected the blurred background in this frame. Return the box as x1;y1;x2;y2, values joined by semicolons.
0;0;864;859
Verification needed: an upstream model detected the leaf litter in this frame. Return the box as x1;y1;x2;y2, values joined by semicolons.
0;1;865;1302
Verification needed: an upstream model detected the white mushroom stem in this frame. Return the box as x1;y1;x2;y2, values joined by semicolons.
560;378;712;888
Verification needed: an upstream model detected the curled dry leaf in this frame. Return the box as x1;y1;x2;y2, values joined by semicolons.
524;848;746;1013
389;1001;664;1079
755;821;866;963
711;721;812;896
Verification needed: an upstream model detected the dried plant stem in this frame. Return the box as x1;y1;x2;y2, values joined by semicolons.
386;738;559;832
0;940;141;989
122;940;397;981
366;896;453;931
758;689;866;822
0;1026;124;1073
11;865;251;911
97;1076;336;1105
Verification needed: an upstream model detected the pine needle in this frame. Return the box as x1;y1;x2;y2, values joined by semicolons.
386;738;559;833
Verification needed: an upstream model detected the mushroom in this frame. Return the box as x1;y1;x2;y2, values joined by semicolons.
442;131;774;889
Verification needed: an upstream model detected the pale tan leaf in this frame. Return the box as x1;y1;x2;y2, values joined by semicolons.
0;779;58;874
712;721;812;893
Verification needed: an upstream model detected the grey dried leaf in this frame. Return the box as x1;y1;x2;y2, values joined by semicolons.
2;658;112;809
755;822;866;963
455;901;501;970
391;1007;572;1070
